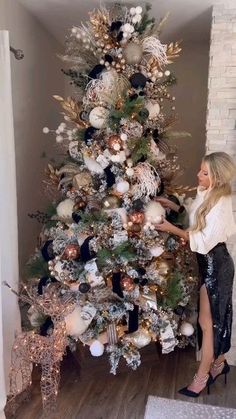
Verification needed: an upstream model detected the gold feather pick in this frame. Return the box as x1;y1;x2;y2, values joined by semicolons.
166;41;182;64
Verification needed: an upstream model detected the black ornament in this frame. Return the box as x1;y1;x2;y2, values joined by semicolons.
153;128;159;139
110;21;123;32
88;64;106;79
139;91;145;97
84;126;98;144
129;93;138;101
133;199;144;211
139;108;149;119
72;212;82;224
80;236;95;262
130;73;147;89
112;272;123;298
137;267;146;276
140;278;148;286
117;31;123;42
128;304;139;333
104;54;113;64
79;282;91;293
104;166;116;187
174;305;185;316
40;317;54;336
41;240;55;262
133;277;140;284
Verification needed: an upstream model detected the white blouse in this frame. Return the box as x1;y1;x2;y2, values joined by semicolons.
185;186;236;254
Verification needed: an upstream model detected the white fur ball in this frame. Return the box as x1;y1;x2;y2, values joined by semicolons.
145;201;165;224
56;198;74;220
180;321;194;337
145;101;160;119
83;155;104;174
149;245;165;257
89;340;104;357
89;106;109;129
115;180;130;194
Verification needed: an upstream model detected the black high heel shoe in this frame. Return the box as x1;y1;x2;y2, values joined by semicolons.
210;360;230;384
178;373;212;398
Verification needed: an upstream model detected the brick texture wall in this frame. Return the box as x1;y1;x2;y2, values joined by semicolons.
206;1;236;365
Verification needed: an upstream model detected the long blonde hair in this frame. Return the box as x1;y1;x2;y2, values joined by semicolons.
190;152;236;232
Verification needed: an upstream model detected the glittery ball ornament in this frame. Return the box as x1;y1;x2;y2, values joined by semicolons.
128;211;145;224
63;244;80;260
120;275;135;292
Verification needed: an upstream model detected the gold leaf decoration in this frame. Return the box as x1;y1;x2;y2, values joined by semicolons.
166;41;182;64
53;95;88;127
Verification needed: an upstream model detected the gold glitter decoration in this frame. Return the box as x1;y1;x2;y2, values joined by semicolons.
53;95;88;128
166;41;182;64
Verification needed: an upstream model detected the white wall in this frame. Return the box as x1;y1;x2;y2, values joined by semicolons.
0;0;64;277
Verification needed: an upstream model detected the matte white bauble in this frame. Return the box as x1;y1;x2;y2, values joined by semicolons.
123;42;143;65
89;106;109;129
145;201;165;224
56;198;74;220
145;101;160;119
180;321;194;337
149;246;165;257
115;180;130;194
89;340;105;356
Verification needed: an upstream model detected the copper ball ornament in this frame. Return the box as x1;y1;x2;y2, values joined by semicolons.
120;275;135;292
102;194;121;209
63;244;80;260
73;198;87;211
129;211;145;224
107;134;122;153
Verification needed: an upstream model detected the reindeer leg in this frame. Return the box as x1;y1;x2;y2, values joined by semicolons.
41;362;60;413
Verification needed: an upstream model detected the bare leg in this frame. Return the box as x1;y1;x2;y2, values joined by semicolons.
187;284;214;393
210;354;226;379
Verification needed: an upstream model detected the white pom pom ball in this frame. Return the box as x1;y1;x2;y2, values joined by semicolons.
56;198;74;220
89;340;104;357
145;201;165;224
136;6;143;14
89;106;109;129
149;246;165;257
180;321;194;337
43;127;50;134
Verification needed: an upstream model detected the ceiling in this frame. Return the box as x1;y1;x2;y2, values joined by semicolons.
17;0;216;45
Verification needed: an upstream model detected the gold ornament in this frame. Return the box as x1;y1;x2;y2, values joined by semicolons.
72;170;92;189
102;195;121;209
63;244;80;260
124;328;152;348
128;211;144;224
107;134;122;153
73;198;87;211
155;260;171;276
120;275;135;292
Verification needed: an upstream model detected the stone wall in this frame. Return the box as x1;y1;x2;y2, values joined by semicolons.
206;1;236;365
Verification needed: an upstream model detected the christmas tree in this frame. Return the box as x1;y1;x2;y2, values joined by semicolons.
7;3;198;411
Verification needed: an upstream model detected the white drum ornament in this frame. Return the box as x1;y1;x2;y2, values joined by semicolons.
180;321;194;337
123;42;143;65
89;106;109;129
145;100;160;119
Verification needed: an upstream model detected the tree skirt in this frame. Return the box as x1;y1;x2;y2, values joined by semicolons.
144;396;236;419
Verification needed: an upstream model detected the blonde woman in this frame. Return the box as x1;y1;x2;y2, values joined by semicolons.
155;151;236;397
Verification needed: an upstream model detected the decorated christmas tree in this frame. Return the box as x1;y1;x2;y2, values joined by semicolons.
7;3;198;411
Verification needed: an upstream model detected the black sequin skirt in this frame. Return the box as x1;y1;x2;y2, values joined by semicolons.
196;242;235;358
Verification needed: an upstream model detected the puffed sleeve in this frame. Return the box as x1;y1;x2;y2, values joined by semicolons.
189;197;236;254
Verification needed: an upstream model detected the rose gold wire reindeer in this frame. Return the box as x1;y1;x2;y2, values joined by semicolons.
5;282;75;412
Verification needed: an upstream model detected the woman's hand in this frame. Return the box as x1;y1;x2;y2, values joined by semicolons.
154;197;179;212
154;216;175;233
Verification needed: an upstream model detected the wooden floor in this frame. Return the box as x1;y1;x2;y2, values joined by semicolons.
6;344;236;419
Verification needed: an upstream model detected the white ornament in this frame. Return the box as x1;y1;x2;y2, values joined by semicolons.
149;246;165;257
130;7;136;15
56;198;74;220
165;70;170;76
43;127;49;134
89;106;109;129
125;328;151;349
120;133;128;141
145;201;165;224
145;100;160;119
115;180;130;194
90;340;104;357
180;321;194;337
126;168;134;177
56;135;63;143
136;6;143;14
110;150;126;163
83;155;104;174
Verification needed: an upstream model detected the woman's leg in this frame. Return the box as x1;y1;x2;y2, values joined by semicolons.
187;284;214;392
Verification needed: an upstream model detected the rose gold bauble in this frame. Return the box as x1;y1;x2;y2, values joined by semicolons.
127;223;141;237
120;275;135;292
129;211;145;224
63;244;80;260
73;198;87;211
107;135;122;153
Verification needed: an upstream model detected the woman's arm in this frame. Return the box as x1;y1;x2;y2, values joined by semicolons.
154;217;189;241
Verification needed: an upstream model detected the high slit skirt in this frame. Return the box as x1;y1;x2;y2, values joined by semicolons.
196;242;235;358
